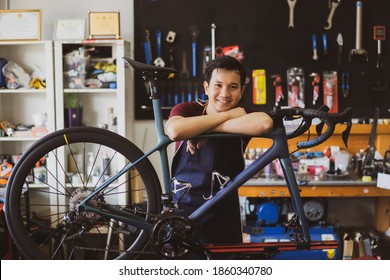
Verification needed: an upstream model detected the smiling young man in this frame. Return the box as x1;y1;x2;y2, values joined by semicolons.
165;56;273;247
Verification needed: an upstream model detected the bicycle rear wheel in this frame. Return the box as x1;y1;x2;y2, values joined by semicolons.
5;127;161;259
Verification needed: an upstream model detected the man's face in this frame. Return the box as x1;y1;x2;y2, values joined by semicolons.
204;68;245;114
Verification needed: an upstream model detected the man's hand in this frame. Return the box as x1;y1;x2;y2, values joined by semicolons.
186;139;208;155
224;107;247;119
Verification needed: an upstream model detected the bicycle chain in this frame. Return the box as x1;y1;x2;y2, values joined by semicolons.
73;245;158;256
70;206;176;257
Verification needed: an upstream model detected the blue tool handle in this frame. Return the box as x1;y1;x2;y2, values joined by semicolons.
187;91;193;102
192;42;197;77
174;93;180;105
144;41;151;64
156;30;162;57
323;34;328;53
312;34;317;49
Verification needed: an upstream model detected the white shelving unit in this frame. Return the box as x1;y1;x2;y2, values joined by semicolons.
53;39;132;210
0;41;55;141
54;39;131;134
1;40;133;223
0;41;56;217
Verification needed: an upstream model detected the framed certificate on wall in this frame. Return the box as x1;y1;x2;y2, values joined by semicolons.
0;9;41;41
54;19;86;40
88;11;120;39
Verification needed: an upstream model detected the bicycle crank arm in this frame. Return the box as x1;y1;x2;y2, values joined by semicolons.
203;240;338;254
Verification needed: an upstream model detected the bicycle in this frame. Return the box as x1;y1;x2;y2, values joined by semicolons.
4;57;353;260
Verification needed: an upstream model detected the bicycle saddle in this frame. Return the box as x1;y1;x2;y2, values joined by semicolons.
123;57;177;78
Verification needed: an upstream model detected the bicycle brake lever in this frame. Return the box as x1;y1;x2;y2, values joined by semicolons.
315;122;324;136
341;120;352;148
315;105;330;136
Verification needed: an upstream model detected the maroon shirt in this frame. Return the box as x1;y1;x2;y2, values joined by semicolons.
168;101;255;244
169;101;255;150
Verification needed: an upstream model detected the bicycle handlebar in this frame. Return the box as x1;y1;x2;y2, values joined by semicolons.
271;106;354;149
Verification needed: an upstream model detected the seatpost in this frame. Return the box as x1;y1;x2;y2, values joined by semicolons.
144;78;165;139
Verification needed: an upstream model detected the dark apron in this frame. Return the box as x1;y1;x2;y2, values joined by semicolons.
171;137;246;244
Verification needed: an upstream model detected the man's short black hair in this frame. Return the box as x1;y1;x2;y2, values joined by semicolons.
204;56;246;87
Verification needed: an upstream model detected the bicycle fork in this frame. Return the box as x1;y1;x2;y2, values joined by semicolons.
279;157;311;248
274;128;311;248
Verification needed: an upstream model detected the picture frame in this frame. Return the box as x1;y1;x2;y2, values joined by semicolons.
0;9;41;41
53;19;86;40
88;11;120;39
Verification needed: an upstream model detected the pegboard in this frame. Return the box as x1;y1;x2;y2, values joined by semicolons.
134;0;390;119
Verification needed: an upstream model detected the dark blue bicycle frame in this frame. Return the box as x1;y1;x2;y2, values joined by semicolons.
79;79;311;246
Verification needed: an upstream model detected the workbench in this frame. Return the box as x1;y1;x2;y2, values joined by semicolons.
241;123;390;232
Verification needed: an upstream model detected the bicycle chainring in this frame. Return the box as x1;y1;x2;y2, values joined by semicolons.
151;213;200;259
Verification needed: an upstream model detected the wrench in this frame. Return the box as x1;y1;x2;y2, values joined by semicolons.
287;0;297;28
324;0;340;30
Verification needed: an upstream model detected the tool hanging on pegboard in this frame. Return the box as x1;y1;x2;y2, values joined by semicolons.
324;0;340;30
323;71;338;113
252;69;266;105
143;30;152;64
211;23;216;60
189;25;200;78
337;33;343;66
154;29;165;67
373;25;385;69
287;67;305;108
310;73;320;106
341;72;350;98
350;1;368;61
166;30;177;79
287;0;297;28
371;25;388;92
272;74;284;106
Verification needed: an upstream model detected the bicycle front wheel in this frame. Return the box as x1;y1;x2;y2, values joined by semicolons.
5;127;161;259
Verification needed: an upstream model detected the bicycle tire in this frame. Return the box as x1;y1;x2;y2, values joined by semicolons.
5;127;161;259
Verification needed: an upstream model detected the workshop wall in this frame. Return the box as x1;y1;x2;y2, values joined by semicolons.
134;0;390;119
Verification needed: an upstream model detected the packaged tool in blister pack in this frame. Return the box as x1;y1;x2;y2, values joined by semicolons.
252;69;266;105
272;74;284;106
287;67;305;108
310;73;321;106
323;71;338;113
